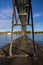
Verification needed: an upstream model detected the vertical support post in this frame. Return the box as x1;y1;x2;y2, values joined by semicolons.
21;6;26;35
28;0;30;24
9;10;14;56
9;0;15;56
9;0;17;56
30;0;36;56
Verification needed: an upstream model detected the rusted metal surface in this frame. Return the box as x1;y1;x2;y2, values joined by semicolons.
9;0;36;57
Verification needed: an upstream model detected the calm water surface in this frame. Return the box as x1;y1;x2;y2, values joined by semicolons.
27;34;43;46
0;34;43;48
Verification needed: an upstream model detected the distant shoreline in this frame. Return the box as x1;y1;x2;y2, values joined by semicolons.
0;31;43;34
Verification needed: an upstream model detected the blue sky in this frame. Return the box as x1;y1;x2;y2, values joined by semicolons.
0;0;43;32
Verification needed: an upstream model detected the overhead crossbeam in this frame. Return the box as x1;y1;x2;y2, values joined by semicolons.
13;24;32;27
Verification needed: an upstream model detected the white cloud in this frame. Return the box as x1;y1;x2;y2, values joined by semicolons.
33;13;42;18
0;7;13;31
0;7;13;19
0;19;12;29
0;7;21;31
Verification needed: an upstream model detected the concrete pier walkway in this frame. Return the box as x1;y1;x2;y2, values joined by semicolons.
0;36;43;65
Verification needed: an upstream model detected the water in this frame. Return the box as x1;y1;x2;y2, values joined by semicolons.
0;34;43;48
27;34;43;46
0;34;19;48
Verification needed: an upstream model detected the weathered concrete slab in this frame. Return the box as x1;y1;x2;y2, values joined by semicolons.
0;35;43;65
